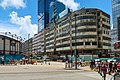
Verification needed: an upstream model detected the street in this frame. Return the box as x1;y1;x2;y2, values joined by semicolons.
0;62;112;80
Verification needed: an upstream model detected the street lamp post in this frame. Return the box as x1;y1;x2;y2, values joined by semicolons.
74;13;78;69
67;11;73;68
28;34;30;63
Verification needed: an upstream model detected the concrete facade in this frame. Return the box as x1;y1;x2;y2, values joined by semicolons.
0;35;22;55
32;30;44;55
45;8;111;59
22;38;32;56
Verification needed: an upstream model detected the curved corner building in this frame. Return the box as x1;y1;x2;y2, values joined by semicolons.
46;8;111;60
0;35;23;64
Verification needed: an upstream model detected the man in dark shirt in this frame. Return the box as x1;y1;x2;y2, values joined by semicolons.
108;61;113;75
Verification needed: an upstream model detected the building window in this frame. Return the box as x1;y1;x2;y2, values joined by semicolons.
103;36;111;41
72;35;97;40
92;42;97;45
104;30;106;34
99;37;101;40
78;42;83;45
85;42;90;45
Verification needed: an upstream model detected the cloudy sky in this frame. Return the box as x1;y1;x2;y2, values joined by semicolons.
0;0;112;40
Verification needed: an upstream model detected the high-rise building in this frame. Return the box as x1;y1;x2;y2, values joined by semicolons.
38;0;55;32
111;0;120;52
46;8;111;60
112;0;120;28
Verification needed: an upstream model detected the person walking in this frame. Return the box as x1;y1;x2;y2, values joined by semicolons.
100;61;108;80
90;60;94;70
1;56;4;65
108;61;113;75
114;62;117;72
98;61;102;73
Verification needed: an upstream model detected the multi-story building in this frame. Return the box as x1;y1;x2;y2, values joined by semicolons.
48;0;70;56
32;30;44;55
112;0;120;29
22;38;32;56
46;8;111;60
0;34;23;64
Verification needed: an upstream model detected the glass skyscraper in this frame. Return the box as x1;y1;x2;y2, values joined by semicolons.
112;0;120;28
38;0;55;32
49;1;66;22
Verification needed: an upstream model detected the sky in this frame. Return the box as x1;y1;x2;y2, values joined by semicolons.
0;0;112;40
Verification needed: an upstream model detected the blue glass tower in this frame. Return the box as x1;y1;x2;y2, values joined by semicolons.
112;0;120;28
49;1;69;22
38;0;55;32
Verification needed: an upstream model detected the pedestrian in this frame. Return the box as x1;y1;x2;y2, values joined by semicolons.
1;56;4;65
65;58;68;68
100;61;108;80
108;61;113;75
98;61;102;73
93;60;96;68
90;60;93;70
114;62;117;72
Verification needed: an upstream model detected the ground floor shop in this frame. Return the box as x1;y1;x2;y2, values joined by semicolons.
0;54;23;64
46;49;110;61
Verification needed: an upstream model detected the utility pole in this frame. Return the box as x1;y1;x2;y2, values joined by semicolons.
68;11;73;68
53;17;56;56
74;13;78;70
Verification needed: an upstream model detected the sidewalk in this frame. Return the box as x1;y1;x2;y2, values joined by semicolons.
0;61;113;80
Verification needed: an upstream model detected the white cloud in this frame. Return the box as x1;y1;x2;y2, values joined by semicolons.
0;0;26;9
58;0;80;11
0;24;27;41
9;11;38;39
0;23;20;39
